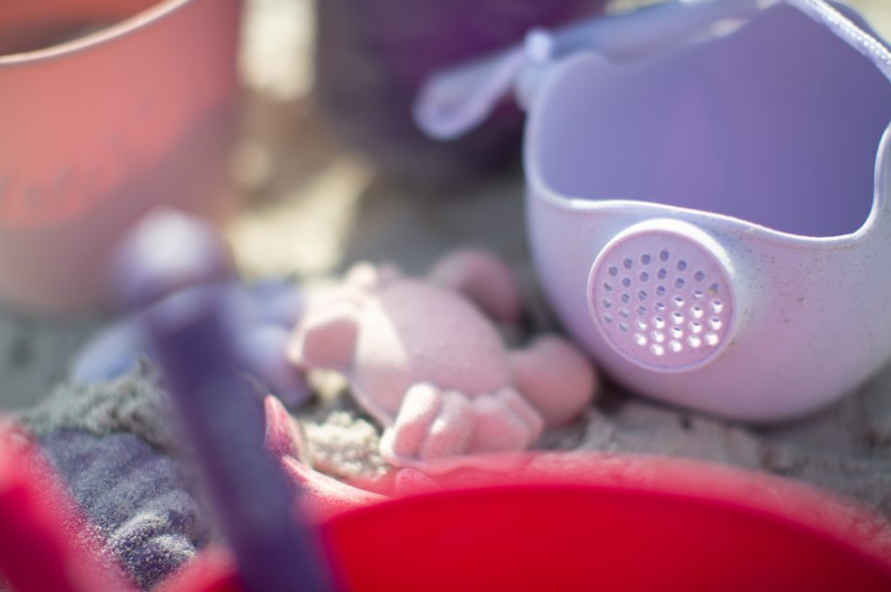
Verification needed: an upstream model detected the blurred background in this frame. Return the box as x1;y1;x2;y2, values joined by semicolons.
1;0;889;408
229;0;891;278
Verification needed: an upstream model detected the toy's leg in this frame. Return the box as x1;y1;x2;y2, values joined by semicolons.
287;299;360;372
380;383;544;472
428;248;523;324
345;262;401;292
509;336;598;428
467;388;544;453
382;384;474;462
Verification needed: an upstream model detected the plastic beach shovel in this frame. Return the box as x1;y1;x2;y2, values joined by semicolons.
112;210;333;592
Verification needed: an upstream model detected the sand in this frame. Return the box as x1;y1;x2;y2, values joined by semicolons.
1;0;891;567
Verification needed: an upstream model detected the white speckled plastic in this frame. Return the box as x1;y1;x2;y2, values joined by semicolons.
587;219;737;374
418;0;891;421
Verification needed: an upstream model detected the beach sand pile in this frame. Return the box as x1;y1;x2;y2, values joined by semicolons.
2;0;891;586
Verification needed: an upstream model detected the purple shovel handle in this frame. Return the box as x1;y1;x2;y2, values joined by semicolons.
113;210;332;592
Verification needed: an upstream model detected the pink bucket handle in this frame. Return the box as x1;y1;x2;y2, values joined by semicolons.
413;0;891;140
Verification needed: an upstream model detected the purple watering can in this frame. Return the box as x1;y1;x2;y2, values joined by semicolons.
416;0;891;422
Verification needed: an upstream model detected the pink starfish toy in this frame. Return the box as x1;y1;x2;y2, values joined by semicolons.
288;249;597;472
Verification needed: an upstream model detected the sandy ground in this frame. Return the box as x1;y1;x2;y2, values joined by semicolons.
3;0;891;515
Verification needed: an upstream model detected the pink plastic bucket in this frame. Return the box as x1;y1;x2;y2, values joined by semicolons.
0;0;242;315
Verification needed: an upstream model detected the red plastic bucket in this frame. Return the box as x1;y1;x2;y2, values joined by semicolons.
327;483;891;591
162;454;891;592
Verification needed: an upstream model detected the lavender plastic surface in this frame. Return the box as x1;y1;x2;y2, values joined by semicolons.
417;0;891;421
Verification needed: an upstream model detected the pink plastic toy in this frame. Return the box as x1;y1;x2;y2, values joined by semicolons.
415;0;891;422
0;0;242;314
288;249;596;472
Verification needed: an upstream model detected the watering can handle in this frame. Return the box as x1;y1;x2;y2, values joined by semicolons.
413;0;765;140
413;0;891;141
787;0;891;79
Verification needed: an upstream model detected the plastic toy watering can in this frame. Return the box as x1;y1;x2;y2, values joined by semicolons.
416;0;891;422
